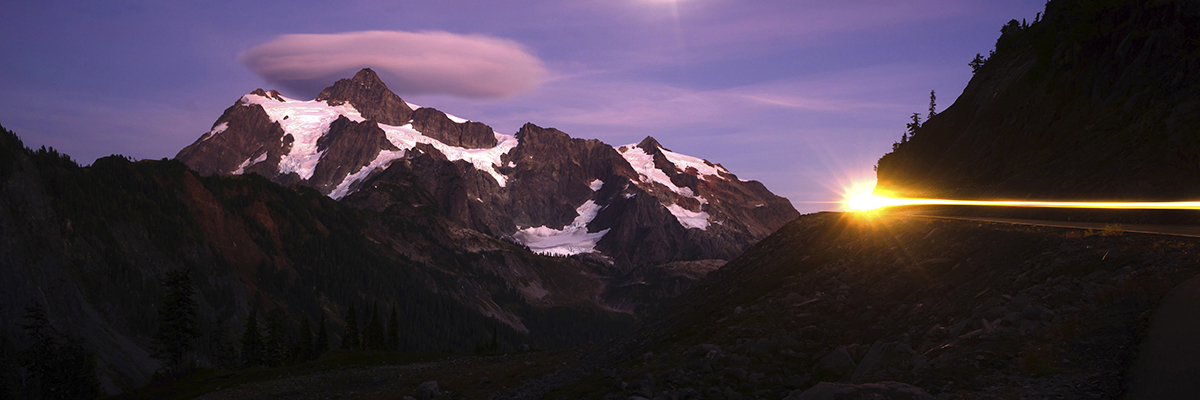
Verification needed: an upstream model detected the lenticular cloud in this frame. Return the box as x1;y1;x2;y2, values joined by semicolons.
240;30;548;99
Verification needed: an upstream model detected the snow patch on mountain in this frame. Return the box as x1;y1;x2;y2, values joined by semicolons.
329;149;407;199
618;145;713;227
660;147;729;179
242;93;366;180
201;122;229;142
619;146;685;194
241;92;515;197
327;126;517;199
377;124;517;186
590;179;604;191
666;203;710;230
233;152;268;175
513;200;610;256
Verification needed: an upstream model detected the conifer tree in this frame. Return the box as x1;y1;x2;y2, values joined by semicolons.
969;53;987;73
387;305;400;351
264;309;288;367
341;303;360;350
315;313;329;356
151;268;198;373
928;90;937;119
17;304;101;399
906;113;922;139
210;320;238;370
297;316;314;362
366;304;386;351
489;325;498;353
240;310;264;368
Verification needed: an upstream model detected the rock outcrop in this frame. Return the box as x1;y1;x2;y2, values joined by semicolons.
410;107;497;149
315;68;413;126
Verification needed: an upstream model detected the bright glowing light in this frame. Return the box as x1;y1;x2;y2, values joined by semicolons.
846;194;891;211
838;179;1200;212
840;179;881;211
843;195;1200;212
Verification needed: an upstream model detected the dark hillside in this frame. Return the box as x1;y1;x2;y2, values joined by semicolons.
0;125;628;393
876;0;1200;201
202;211;1200;398
535;212;1200;399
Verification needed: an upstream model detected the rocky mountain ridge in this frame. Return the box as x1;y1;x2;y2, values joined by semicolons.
176;68;798;273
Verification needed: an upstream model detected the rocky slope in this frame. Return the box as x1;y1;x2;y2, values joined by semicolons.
187;212;1200;399
176;69;798;274
508;213;1200;399
875;0;1200;201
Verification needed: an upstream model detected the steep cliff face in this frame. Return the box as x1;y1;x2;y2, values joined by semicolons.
315;68;414;126
176;69;799;272
875;0;1200;200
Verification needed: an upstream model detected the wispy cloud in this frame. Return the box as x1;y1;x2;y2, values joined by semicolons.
470;64;929;132
240;30;549;99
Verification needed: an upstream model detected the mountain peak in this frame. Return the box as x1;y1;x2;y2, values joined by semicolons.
315;68;413;126
349;68;385;87
636;136;665;153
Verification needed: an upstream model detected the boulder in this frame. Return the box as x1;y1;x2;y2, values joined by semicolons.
416;380;440;399
816;346;857;378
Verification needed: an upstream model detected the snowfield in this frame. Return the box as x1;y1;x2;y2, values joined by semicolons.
514;200;610;256
618;144;715;230
240;92;516;199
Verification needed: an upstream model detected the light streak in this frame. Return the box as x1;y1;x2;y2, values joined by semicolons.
845;195;1200;212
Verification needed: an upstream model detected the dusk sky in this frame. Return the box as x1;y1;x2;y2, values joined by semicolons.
1;0;1044;213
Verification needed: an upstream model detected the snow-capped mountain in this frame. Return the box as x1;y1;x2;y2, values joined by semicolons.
177;68;798;271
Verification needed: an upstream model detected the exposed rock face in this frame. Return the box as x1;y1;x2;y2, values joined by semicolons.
410;107;497;149
175;100;287;176
309;116;397;194
176;69;799;274
315;68;413;126
875;0;1200;201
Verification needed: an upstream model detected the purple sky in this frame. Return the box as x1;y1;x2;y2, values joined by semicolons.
0;0;1044;213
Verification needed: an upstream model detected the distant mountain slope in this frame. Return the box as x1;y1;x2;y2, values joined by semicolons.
875;0;1200;201
176;69;798;272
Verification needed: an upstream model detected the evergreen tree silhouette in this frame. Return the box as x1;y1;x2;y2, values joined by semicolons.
969;53;987;73
928;90;937;119
240;310;264;368
387;305;400;352
341;303;360;350
209;319;238;370
17;304;101;399
151;268;198;373
315;313;329;356
264;309;288;367
366;303;385;351
298;316;314;362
